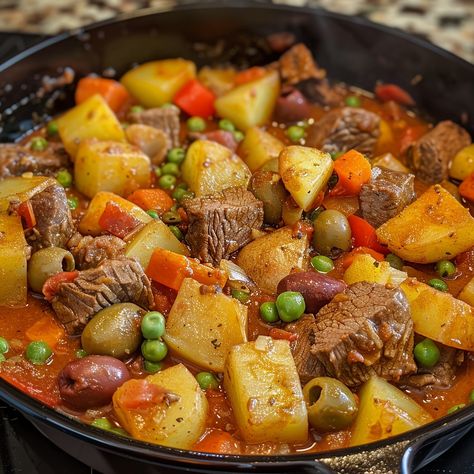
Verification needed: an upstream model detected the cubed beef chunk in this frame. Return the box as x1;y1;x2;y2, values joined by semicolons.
406;121;471;184
296;79;345;108
129;105;180;148
360;167;416;228
306;107;381;157
25;183;75;252
183;187;264;266
0;143;70;178
278;43;326;85
67;232;126;270
51;257;154;335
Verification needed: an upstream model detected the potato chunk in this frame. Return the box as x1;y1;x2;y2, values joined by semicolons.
239;127;284;172
279;146;334;211
400;278;474;351
458;276;474;306
343;254;391;286
56;94;125;156
75;140;151;199
236;227;310;294
376;185;474;263
164;278;247;372
351;376;432;446
181;140;251;196
224;336;308;444
113;364;208;449
0;176;54;211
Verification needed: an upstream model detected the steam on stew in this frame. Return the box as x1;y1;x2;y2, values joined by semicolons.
1;40;474;455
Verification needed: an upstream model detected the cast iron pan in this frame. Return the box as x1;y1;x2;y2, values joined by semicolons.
0;2;473;473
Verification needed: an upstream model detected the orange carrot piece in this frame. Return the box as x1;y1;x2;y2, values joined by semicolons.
234;66;266;85
330;150;372;197
459;172;474;202
146;248;227;291
115;379;169;410
43;271;79;301
193;430;241;455
75;77;131;113
269;327;298;342
127;188;174;214
341;246;385;269
25;316;65;349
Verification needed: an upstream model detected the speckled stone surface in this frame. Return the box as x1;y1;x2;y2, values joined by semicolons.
0;0;473;62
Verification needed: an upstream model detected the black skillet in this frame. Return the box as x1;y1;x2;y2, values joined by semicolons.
0;2;473;473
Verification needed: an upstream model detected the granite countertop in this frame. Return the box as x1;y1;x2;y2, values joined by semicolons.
0;0;472;62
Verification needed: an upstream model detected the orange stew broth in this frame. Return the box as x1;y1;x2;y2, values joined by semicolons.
0;91;472;455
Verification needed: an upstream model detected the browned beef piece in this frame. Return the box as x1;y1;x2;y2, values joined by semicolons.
0;142;70;178
309;282;416;387
25;183;75;252
286;315;326;384
296;79;346;107
67;232;126;270
406;121;471;184
51;257;154;335
306;107;381;157
129;105;180;148
359;167;416;228
279;43;326;85
183;187;264;266
400;346;464;388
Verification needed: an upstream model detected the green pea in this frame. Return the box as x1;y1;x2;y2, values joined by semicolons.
141;311;166;340
47;121;58;136
172;187;188;201
176;183;188;190
218;119;235;132
330;151;344;161
30;136;48;151
311;255;334;273
162;210;181;224
144;360;163;374
68;196;79;210
168;225;183;241
260;301;279;323
56;169;72;188
167;147;186;164
385;253;404;270
0;353;5;363
469;389;474;403
345;95;361;107
447;404;466;415
75;348;87;358
141;339;168;362
196;372;219;390
147;209;159;219
130;105;144;113
428;278;448;292
155;167;162;178
26;341;53;365
276;291;306;322
233;130;244;142
0;337;9;354
161;162;180;177
231;289;250;304
91;417;113;430
435;260;456;278
414;338;440;368
187;116;206;132
286;125;305;142
159;174;176;189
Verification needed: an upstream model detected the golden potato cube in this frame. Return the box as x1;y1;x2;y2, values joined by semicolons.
181;140;251;196
279;146;334;211
239;127;284;172
371;152;410;173
56;94;125;156
343;254;392;286
458;277;474;306
164;278;247;372
376;185;474;263
224;336;308;444
75;140;151;199
113;364;208;449
121;59;196;108
0;176;54;211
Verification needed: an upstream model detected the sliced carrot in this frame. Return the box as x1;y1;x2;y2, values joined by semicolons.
234;66;266;85
347;215;388;255
330;150;372;197
146;248;227;291
17;200;36;229
25;316;65;349
375;83;415;106
341;246;385;269
127;188;174;215
269;327;298;342
99;201;142;239
115;379;169;410
459;172;474;202
193;430;241;455
75;77;131;113
42;271;79;301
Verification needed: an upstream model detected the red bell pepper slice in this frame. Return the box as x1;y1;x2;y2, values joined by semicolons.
174;79;215;118
98;201;142;239
375;83;415;106
17;200;36;229
42;271;79;301
75;77;131;113
269;327;298;342
347;215;389;255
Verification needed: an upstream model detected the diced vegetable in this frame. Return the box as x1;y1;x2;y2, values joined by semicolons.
459;172;474;202
75;140;151;199
25;316;64;349
197;66;236;96
279;146;334;211
371;153;410;173
125;219;189;269
374;83;415;106
0;214;28;306
377;120;394;152
193;430;240;454
125;124;169;165
164;278;247;372
0;176;55;212
75;77;131;113
449;144;474;181
322;195;360;217
146;247;227;291
330;150;372;197
98;202;143;239
113;364;208;449
350;376;432;446
181;140;251;196
56;94;125;156
343;254;391;286
120;59;196;108
236;227;310;294
347;215;388;254
376;185;474;263
126;188;173;214
173;79;216;117
234;66;267;85
79;191;151;236
341;247;385;269
239;127;284;172
214;70;280;131
224;336;308;443
458;276;474;306
400;278;474;351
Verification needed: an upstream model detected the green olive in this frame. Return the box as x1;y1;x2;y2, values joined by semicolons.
28;247;75;293
312;210;352;258
258;157;280;173
303;377;358;432
81;303;145;359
